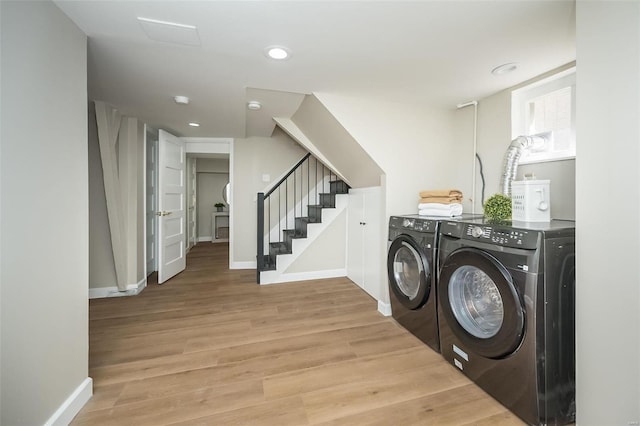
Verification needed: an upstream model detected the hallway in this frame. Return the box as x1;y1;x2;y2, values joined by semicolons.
73;243;522;425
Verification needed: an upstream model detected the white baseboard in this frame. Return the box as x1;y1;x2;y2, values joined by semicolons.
88;278;147;299
197;236;212;242
378;300;392;316
260;268;347;285
230;260;257;269
44;377;93;426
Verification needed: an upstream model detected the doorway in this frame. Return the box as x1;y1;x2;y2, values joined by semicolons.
145;144;231;277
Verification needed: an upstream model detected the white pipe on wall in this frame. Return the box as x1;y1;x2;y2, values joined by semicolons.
456;101;478;214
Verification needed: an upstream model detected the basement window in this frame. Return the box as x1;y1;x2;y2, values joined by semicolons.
511;68;576;164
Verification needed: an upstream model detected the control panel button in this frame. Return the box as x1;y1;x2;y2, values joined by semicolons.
471;226;484;238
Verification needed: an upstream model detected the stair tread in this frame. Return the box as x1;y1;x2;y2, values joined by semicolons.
297;216;320;222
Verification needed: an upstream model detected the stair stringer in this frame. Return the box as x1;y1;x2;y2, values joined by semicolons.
260;193;348;285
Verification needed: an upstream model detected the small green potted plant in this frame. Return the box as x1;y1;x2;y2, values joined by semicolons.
483;193;512;222
215;202;225;212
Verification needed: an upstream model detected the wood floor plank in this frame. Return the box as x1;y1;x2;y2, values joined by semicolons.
215;322;401;364
347;325;424;357
167;396;309;426
314;384;523;426
90;349;220;386
72;242;524;425
262;346;436;400
301;361;470;423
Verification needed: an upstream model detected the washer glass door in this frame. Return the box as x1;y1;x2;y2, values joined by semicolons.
387;234;431;310
393;242;423;300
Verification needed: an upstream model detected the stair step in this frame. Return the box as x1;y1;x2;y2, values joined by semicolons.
318;193;336;208
307;205;325;222
330;180;349;195
294;216;318;239
283;229;306;240
262;255;276;271
269;241;291;256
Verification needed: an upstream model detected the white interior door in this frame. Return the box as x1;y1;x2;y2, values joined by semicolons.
158;129;186;284
347;191;365;286
361;188;382;299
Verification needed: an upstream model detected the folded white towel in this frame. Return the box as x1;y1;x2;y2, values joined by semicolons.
418;203;463;217
417;202;459;211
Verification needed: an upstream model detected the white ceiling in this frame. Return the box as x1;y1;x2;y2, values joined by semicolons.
55;1;576;138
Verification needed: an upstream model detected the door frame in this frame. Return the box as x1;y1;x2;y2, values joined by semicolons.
144;125;159;277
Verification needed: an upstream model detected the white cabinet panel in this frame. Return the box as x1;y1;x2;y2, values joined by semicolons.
347;187;382;300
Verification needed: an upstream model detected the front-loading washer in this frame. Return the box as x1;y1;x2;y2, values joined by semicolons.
387;215;440;351
437;218;575;425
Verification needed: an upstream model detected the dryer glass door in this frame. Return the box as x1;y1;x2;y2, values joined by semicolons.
448;265;503;339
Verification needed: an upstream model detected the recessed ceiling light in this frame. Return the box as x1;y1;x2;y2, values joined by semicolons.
188;122;200;127
174;95;190;105
265;46;290;60
491;62;518;76
247;101;262;111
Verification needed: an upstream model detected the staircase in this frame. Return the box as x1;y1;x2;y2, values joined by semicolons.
257;154;349;284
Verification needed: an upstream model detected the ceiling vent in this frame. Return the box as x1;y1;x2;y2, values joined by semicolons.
137;17;201;46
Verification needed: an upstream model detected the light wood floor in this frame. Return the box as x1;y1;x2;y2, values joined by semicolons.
73;243;524;425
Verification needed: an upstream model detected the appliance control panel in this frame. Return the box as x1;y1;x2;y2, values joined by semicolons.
389;216;436;233
464;224;539;249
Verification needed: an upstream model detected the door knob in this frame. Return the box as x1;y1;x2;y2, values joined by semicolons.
156;211;172;216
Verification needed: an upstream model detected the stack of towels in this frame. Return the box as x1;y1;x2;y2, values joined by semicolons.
418;189;463;217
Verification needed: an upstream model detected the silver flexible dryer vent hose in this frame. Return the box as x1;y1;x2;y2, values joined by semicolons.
500;133;550;197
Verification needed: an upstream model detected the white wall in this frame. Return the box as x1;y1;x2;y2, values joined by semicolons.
1;1;90;424
576;2;639;424
196;157;229;173
453;65;577;219
315;93;458;217
289;94;384;188
232;128;307;266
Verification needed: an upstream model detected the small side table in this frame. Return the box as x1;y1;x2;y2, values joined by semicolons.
211;212;229;242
